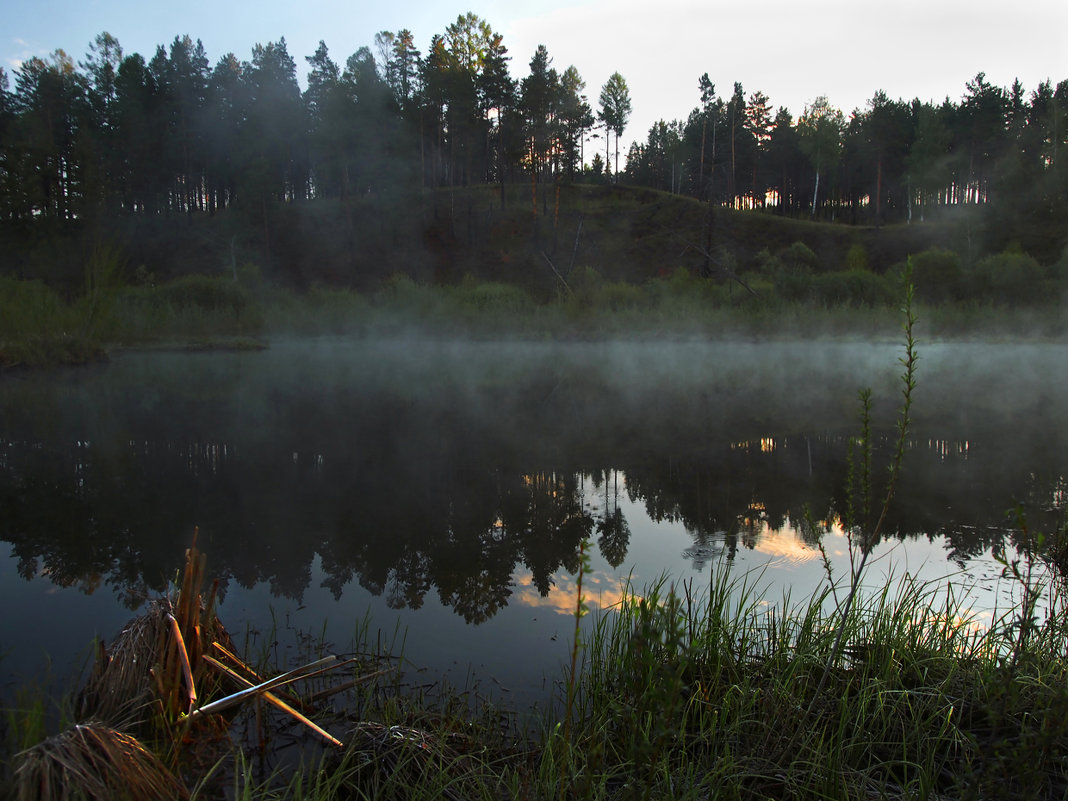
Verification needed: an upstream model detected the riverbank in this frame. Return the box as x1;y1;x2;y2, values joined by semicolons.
3;270;1066;370
4;542;1068;800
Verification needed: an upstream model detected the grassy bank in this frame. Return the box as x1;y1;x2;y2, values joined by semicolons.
5;550;1068;800
4;184;1068;368
3;262;1066;369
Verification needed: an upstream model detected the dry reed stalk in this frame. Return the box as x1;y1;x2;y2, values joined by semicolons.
303;668;395;703
79;532;232;735
166;613;197;711
209;640;393;718
210;641;307;710
148;530;232;720
202;655;344;747
189;656;349;718
79;604;170;728
13;721;187;801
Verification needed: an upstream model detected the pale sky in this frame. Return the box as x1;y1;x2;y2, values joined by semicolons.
4;0;1067;159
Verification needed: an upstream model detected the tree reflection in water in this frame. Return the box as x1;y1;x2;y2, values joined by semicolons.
1;341;1065;625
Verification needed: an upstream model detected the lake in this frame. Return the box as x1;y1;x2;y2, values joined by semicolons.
1;337;1065;713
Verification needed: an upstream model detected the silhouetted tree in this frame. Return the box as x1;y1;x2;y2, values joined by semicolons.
798;95;844;218
598;71;631;180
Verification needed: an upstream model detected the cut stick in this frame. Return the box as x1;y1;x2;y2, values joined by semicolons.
212;641;264;681
212;641;313;712
203;655;343;747
305;668;395;703
188;655;339;718
166;613;197;710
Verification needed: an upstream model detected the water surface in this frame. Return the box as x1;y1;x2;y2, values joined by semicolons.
1;338;1065;709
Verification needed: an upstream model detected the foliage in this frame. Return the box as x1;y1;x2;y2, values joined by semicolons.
782;240;820;270
970;251;1047;304
810;268;895;307
910;247;963;303
845;243;869;271
0;19;1065;274
597;72;632;179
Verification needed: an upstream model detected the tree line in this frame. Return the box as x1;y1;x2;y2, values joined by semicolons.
625;74;1068;233
0;16;631;228
0;13;1065;244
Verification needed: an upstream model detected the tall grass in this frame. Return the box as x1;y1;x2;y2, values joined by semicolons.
4;544;1068;800
548;561;1068;800
0;276;107;366
4;257;1065;369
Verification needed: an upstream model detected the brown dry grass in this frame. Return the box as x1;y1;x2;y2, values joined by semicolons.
13;722;186;801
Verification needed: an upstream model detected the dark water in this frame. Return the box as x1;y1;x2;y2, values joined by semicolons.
1;338;1065;709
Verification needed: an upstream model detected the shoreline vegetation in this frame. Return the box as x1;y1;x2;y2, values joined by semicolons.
3;255;1067;370
4;530;1068;800
2;184;1067;369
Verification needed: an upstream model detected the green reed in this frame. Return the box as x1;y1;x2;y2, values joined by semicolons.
4;550;1068;801
550;560;1068;800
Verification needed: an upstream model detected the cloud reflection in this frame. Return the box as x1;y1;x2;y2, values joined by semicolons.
511;570;628;616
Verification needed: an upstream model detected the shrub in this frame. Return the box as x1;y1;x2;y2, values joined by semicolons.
263;285;371;335
753;248;783;275
781;241;820;270
567;265;604;307
0;277;71;336
911;248;962;303
773;266;814;303
648;267;722;306
454;280;535;315
599;281;648;312
846;243;869;272
374;274;438;315
812;269;895;307
149;275;249;313
1053;244;1068;281
970;252;1046;304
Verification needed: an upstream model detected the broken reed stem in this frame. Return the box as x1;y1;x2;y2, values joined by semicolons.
211;640;316;713
189;656;351;718
166;614;197;711
304;668;395;703
202;655;344;748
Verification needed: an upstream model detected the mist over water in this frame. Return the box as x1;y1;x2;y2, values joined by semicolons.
1;338;1065;706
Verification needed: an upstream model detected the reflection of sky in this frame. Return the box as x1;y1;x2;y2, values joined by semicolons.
4;336;1066;715
0;556;141;698
507;475;1021;684
0;470;1045;717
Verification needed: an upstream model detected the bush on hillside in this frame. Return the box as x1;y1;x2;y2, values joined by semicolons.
846;243;869;272
911;248;962;303
812;269;895;307
568;266;605;308
777;241;820;271
144;275;250;313
970;252;1046;304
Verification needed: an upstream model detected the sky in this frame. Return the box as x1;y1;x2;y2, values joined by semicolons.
4;0;1067;159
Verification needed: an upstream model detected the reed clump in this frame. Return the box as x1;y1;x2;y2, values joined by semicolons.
6;532;395;801
13;722;187;801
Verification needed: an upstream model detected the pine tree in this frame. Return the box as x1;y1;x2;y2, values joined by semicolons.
598;72;631;181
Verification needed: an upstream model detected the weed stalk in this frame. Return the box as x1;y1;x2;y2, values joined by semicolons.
809;257;918;710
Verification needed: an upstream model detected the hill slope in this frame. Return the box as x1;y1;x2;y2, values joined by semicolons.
0;183;1051;296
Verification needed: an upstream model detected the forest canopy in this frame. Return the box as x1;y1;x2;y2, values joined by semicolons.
1;14;1065;274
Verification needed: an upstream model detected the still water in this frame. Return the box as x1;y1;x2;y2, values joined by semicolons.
1;338;1065;710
